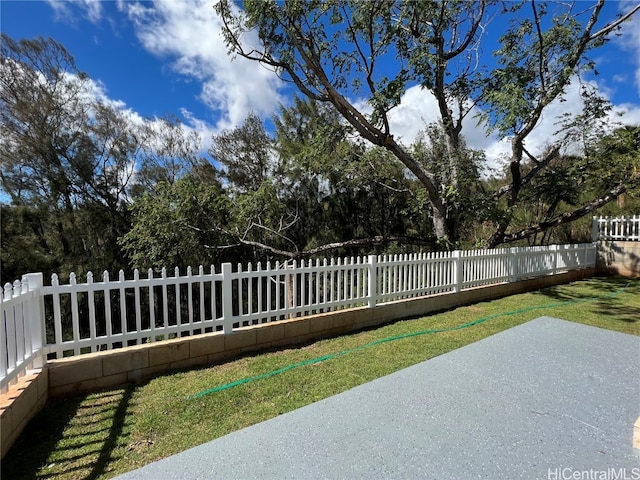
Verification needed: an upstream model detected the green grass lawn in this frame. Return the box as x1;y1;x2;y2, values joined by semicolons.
3;276;639;480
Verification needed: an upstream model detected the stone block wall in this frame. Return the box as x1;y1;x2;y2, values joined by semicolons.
1;369;48;458
597;241;640;277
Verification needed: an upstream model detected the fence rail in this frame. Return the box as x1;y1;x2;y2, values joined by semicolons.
593;215;640;241
1;243;596;393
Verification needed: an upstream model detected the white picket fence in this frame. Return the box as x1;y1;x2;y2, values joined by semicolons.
1;243;596;393
592;215;640;241
1;274;46;393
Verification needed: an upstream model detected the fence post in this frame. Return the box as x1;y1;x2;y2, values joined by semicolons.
591;216;599;242
22;273;45;369
452;250;462;292
221;263;234;334
367;254;377;308
552;245;558;275
509;248;518;282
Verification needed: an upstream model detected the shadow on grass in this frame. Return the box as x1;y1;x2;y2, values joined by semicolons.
591;298;640;324
537;276;640;324
2;395;85;479
2;383;136;480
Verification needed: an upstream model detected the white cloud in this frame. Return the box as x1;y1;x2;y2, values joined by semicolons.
386;87;439;145
521;77;640;160
45;0;103;24
381;71;640;176
179;108;219;152
381;86;509;172
119;0;286;133
616;1;640;97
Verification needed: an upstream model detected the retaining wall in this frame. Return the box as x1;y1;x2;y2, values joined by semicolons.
596;241;640;277
0;267;594;458
0;369;48;458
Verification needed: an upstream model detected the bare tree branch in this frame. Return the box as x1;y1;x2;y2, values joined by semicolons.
494;145;560;200
493;183;625;246
589;3;640;40
205;235;437;260
246;222;299;251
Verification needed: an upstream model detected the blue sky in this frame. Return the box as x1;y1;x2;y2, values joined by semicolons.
2;0;640;167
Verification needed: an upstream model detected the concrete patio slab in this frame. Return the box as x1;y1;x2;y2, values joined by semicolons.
115;317;640;480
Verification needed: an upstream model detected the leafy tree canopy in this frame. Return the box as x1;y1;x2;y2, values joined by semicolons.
216;0;640;248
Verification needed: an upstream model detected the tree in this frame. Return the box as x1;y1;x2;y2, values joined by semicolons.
215;0;640;248
119;176;232;270
132;115;203;196
211;100;432;260
209;111;275;193
481;1;640;246
412;123;489;246
506;125;640;245
1;35;139;279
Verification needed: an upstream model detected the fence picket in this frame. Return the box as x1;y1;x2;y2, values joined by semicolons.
87;273;97;351
187;266;194;331
594;215;640;241
174;267;181;329
0;284;9;386
134;270;142;341
221;263;233;333
119;270;127;340
16;280;28;369
149;269;156;340
198;266;205;330
9;281;21;372
210;266;217;326
104;271;112;347
21;280;33;363
161;268;168;331
52;274;62;353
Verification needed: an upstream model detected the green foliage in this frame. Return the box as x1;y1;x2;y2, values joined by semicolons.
271;97;432;255
215;0;501;245
131;115;203;197
0;35;139;279
1;206;58;282
482;3;589;137
587;125;640;194
209;113;274;193
119;178;231;271
412;123;490;246
5;0;640;281
0;34;219;279
218;0;639;248
273;95;351;176
492;126;640;245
